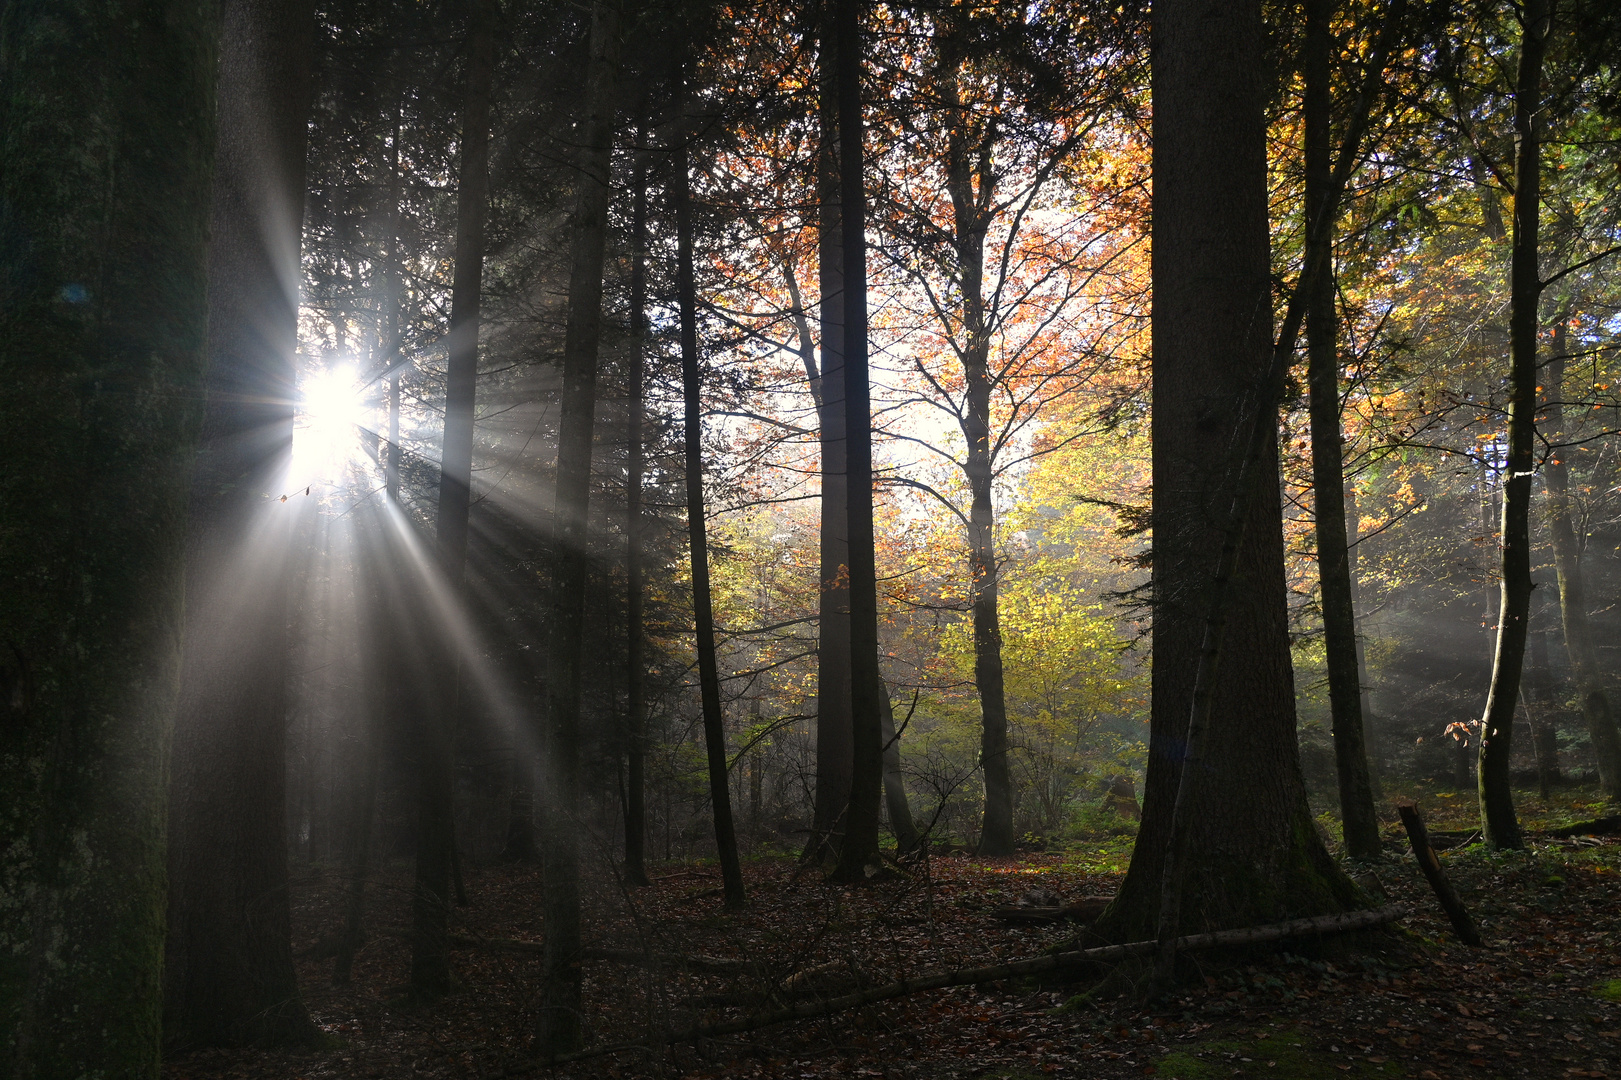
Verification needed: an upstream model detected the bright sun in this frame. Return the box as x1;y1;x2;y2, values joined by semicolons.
293;366;364;483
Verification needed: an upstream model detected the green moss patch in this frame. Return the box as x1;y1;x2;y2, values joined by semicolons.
1594;979;1621;1003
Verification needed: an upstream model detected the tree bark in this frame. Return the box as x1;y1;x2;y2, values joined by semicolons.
623;128;651;887
1304;0;1381;859
809;6;854;862
537;0;620;1056
1095;0;1362;956
673;69;746;911
1543;325;1621;797
830;0;884;882
1476;0;1550;850
412;0;496;1000
0;1;220;1073
164;0;319;1049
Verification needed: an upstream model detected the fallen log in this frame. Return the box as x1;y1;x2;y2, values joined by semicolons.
539;904;1406;1065
445;933;760;974
1546;814;1621;838
1396;803;1482;947
992;896;1112;925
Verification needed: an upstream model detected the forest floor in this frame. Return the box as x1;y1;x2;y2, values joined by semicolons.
163;786;1621;1080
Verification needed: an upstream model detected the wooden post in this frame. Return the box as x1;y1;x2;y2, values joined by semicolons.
1396;802;1482;946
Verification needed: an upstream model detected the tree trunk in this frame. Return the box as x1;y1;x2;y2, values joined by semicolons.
164;0;319;1049
1526;628;1561;798
1304;0;1381;859
1543;328;1621;797
537;0;620;1056
830;0;884;882
1094;0;1360;950
0;2;219;1073
809;9;854;863
1476;0;1550;850
879;682;921;855
673;70;746;911
1346;487;1381;781
624;126;651;887
938;64;1014;857
410;0;496;1000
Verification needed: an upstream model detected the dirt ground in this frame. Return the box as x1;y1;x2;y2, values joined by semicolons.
163;793;1620;1080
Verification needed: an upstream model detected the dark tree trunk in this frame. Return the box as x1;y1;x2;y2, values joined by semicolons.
810;11;854;862
411;0;496;1001
673;72;746;911
1543;325;1621;796
1525;629;1561;797
537;0;620;1056
1476;0;1550;851
879;682;921;856
0;1;219;1073
1095;0;1359;949
624;129;651;887
937;65;1014;857
830;0;884;882
1304;0;1381;859
164;0;319;1049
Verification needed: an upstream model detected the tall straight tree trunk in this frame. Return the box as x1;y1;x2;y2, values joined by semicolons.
673;72;746;911
164;0;319;1048
810;11;854;861
0;2;219;1074
938;66;1014;857
1525;628;1561;798
1544;325;1621;797
537;0;620;1056
1094;0;1359;949
1303;0;1380;859
411;0;496;1001
831;0;884;882
623;131;651;887
1476;0;1551;850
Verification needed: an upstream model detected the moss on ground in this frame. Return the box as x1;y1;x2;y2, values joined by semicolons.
1155;1027;1404;1079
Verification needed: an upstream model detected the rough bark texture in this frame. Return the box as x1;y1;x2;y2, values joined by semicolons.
1304;0;1380;860
810;11;854;861
1543;329;1621;797
413;0;496;1000
1476;0;1549;851
537;0;620;1055
0;1;219;1074
831;0;884;882
1095;0;1360;948
674;89;746;911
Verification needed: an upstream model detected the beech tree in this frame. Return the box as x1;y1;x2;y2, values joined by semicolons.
0;1;219;1073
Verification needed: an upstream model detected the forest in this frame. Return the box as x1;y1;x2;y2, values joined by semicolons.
2;0;1621;1077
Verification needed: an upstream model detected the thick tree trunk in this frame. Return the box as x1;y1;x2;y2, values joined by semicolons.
879;682;921;855
0;2;219;1074
1476;0;1549;850
1095;0;1360;950
1543;331;1621;797
810;12;854;862
1304;0;1381;859
623;132;651;887
673;77;746;911
537;0;620;1056
830;0;884;882
411;0;496;1000
164;0;319;1049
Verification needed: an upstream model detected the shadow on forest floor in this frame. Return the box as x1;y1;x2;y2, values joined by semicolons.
163;789;1620;1080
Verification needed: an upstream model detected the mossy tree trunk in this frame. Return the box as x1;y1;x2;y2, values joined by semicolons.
0;1;219;1074
1095;0;1360;948
163;0;319;1048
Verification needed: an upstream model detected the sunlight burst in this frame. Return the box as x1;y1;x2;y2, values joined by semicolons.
293;364;364;485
